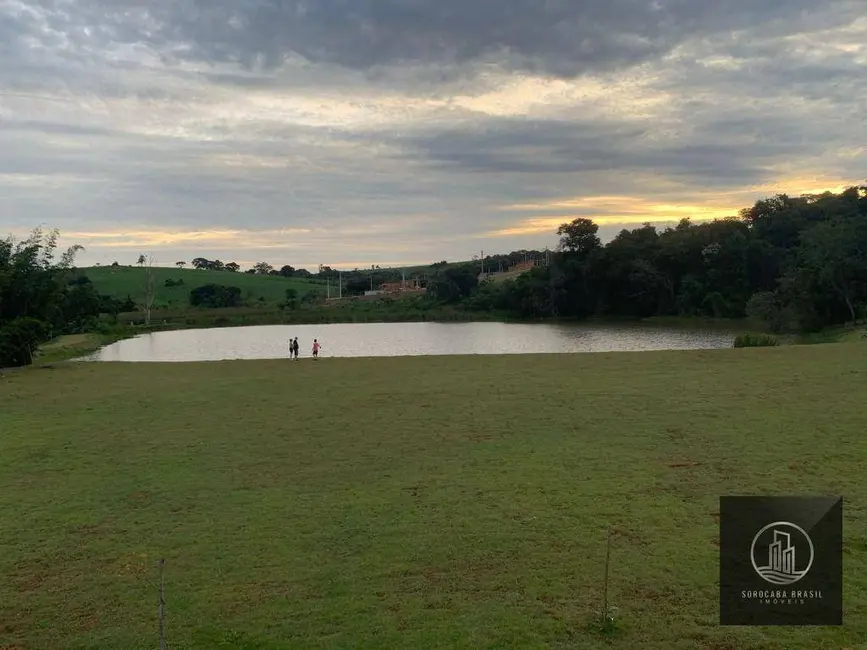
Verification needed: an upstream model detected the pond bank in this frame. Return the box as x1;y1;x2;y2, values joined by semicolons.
20;316;865;366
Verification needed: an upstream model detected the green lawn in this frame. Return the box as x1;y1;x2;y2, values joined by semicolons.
1;345;866;649
83;265;326;308
31;333;118;364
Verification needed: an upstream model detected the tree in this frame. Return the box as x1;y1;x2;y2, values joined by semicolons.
137;254;146;266
189;284;242;308
118;295;137;312
252;262;274;275
0;227;91;366
301;289;322;305
746;291;791;333
282;288;299;310
345;275;372;295
141;254;157;326
175;261;186;268
557;218;601;257
225;262;240;273
0;318;48;367
317;265;339;280
428;266;479;303
279;265;295;277
799;216;867;324
62;278;105;332
189;257;225;271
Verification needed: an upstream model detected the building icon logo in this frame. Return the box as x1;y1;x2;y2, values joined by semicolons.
721;496;842;626
750;521;814;585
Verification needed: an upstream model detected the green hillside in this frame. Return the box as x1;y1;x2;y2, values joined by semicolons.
82;265;326;308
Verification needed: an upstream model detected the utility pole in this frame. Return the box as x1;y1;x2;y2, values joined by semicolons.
327;277;330;299
339;270;343;299
481;250;484;276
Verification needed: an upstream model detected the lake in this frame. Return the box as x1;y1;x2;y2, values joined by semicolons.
83;321;735;362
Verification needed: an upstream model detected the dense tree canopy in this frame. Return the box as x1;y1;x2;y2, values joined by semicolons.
461;185;867;331
188;284;243;309
0;228;118;366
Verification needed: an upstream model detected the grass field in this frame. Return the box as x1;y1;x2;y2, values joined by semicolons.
2;345;866;649
31;332;126;364
83;266;326;308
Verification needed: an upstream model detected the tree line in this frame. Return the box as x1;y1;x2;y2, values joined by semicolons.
445;185;867;332
132;257;424;282
126;256;316;278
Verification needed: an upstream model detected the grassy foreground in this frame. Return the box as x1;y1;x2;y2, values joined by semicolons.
1;346;866;649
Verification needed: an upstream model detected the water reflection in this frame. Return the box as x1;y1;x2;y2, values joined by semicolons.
84;322;734;362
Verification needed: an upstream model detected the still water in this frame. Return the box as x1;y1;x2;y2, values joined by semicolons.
84;322;734;362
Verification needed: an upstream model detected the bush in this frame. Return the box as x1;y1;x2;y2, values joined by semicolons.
91;321;130;337
189;284;242;308
0;318;49;367
119;295;138;312
745;291;795;333
733;333;780;348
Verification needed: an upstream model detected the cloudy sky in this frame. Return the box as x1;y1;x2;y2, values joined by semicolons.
1;0;864;270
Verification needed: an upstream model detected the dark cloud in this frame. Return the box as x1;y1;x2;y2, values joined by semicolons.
11;0;863;79
377;115;813;187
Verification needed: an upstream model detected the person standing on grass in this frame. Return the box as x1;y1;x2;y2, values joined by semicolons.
293;337;299;360
312;338;321;360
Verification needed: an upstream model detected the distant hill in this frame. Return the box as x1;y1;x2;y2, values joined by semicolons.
82;265;327;308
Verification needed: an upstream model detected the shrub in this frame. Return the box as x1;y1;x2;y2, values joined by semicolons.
189;284;242;308
745;291;795;333
0;317;49;367
733;333;780;348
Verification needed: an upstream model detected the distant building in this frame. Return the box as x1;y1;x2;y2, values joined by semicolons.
478;258;542;282
380;279;424;293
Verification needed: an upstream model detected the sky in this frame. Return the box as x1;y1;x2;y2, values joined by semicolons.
1;1;864;271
